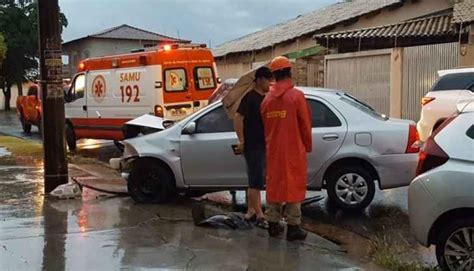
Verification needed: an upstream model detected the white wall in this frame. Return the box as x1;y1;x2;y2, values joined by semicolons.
0;85;19;110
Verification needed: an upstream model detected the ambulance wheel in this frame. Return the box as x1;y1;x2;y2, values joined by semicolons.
20;114;32;134
123;124;140;139
326;166;375;211
65;122;77;151
128;158;176;203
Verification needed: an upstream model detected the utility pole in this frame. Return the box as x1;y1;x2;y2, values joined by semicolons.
38;0;68;193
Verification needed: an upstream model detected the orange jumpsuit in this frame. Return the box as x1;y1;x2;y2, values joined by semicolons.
260;79;312;203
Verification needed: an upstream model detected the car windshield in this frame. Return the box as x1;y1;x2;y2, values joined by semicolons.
338;93;388;120
432;72;474;91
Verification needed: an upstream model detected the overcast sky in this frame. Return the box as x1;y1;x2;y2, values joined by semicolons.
58;0;338;47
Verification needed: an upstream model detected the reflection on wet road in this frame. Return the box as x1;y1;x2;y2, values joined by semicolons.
0;165;359;270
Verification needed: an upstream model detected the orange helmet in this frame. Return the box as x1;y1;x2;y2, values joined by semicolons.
270;56;292;72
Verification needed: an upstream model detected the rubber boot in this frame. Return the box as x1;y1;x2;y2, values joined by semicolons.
268;221;284;237
286;224;307;241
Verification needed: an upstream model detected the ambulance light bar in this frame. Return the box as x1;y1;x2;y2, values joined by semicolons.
78;62;85;71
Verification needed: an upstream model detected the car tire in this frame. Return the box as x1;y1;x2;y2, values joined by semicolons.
326;166;375;211
20;114;32;134
435;217;474;271
65;122;77;151
128;158;176;203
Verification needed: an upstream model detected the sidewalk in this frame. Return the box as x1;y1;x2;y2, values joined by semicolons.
0;136;362;270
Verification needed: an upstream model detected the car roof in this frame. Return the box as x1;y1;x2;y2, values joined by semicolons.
438;68;474;77
297;86;345;98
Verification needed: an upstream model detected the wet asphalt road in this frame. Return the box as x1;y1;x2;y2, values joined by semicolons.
0;155;359;270
0;111;121;163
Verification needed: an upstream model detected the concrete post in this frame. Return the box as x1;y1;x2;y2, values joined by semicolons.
390;48;403;118
460;25;474;67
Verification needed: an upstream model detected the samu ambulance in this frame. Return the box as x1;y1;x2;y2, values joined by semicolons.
64;44;219;149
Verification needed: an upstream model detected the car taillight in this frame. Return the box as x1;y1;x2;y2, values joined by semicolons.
416;137;449;175
406;125;420;153
154;105;164;117
415;115;456;175
421;97;435;106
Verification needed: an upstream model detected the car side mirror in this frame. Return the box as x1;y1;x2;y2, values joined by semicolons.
182;122;196;135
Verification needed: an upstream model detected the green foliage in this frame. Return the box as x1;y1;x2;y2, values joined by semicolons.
0;0;68;84
0;34;6;65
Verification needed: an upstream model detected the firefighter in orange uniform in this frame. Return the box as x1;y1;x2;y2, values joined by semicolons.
261;56;312;241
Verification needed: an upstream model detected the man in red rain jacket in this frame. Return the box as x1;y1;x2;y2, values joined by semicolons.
261;56;312;241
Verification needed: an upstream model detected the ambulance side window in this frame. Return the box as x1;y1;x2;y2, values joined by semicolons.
195;106;234;133
69;74;85;101
194;67;216;90
164;69;187;92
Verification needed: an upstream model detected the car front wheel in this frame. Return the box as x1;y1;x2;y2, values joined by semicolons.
326;166;376;211
128;158;176;203
436;217;474;271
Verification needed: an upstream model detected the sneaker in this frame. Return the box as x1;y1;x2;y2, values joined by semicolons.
286;224;307;241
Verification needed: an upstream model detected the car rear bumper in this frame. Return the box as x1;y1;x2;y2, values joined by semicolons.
408;176;437;246
373;153;418;189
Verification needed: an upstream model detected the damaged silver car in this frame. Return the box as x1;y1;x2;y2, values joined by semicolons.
112;88;419;211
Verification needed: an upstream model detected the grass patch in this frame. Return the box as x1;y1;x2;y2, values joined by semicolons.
367;204;437;270
371;238;436;271
0;136;43;158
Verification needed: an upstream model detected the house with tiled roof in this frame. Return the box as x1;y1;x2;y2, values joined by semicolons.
311;0;473;122
62;24;191;77
214;0;453;86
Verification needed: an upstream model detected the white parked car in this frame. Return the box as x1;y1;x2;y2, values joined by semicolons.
409;100;474;270
417;68;474;142
113;88;420;211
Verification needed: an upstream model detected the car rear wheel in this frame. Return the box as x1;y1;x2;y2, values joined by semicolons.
20;114;32;134
128;158;176;203
326;166;375;211
65;122;77;151
436;218;474;271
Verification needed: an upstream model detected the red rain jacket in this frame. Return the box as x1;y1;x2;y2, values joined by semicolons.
261;79;312;203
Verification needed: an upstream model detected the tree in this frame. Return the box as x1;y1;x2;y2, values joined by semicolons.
0;34;6;65
0;0;68;110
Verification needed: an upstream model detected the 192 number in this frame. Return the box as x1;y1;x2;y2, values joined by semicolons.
121;85;140;103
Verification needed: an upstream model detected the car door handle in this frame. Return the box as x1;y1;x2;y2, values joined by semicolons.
322;134;339;141
82;105;87;111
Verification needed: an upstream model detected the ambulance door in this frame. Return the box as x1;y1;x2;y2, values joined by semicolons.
190;64;217;112
162;64;193;120
65;73;87;123
84;70;122;140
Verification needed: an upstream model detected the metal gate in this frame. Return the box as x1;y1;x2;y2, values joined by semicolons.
402;43;459;121
325;49;392;115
